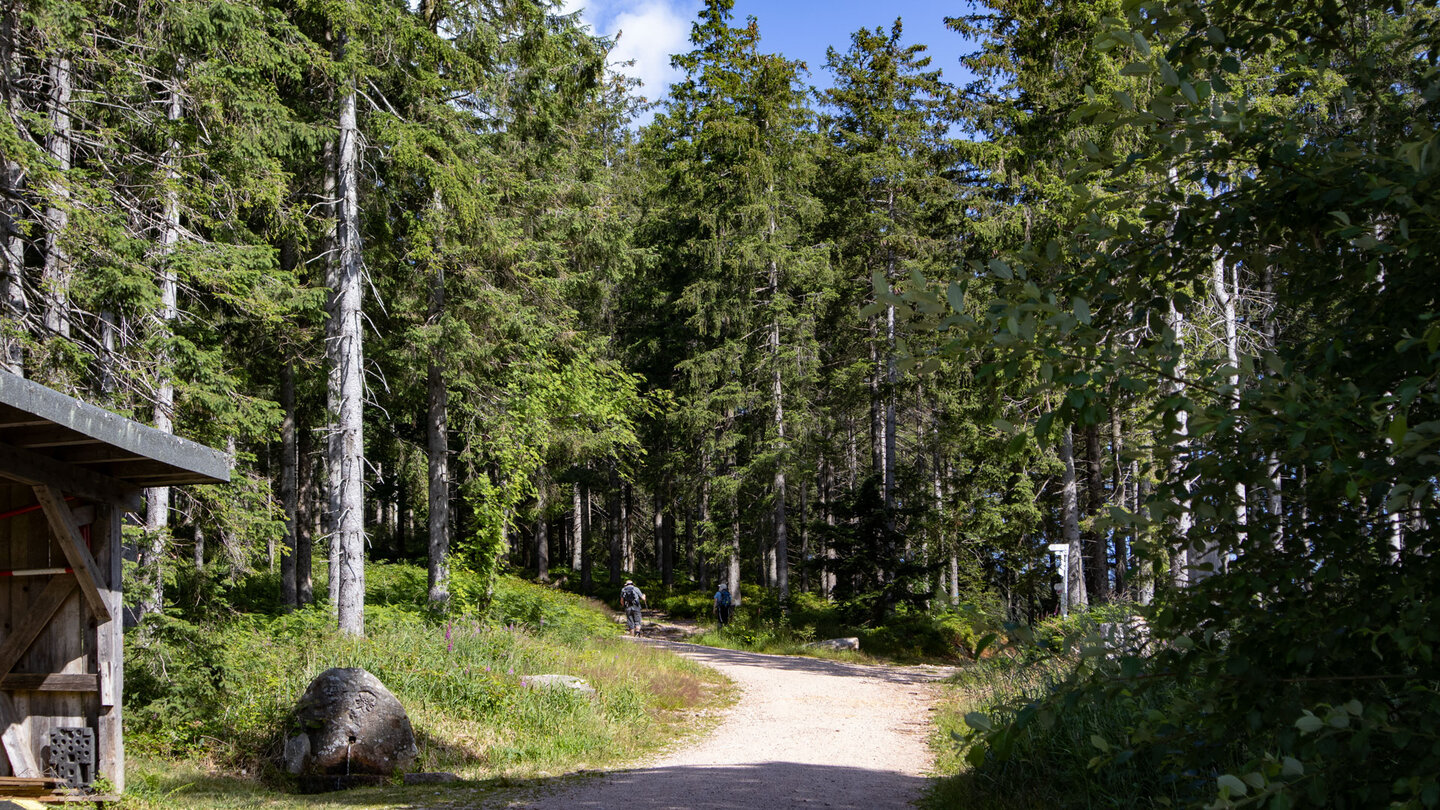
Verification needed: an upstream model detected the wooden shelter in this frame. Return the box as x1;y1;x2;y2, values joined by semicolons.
0;371;229;797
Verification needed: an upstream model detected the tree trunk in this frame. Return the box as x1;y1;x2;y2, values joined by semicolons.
0;5;26;375
191;496;204;569
623;483;633;573
426;199;450;610
1084;422;1107;602
1060;425;1087;609
137;74;185;619
1167;300;1193;587
608;464;621;586
662;508;675;588
821;455;836;598
1110;408;1127;600
728;510;741;607
535;479;549;581
572;481;583;571
1203;252;1243;577
799;478;809;594
329;68;366;635
41;52;70;341
280;362;298;608
580;481;593;594
297;412;315;605
1262;266;1284;550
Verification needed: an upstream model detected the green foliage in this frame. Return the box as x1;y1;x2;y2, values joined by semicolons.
818;474;935;625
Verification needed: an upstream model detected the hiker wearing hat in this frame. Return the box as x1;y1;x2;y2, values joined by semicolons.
620;580;647;636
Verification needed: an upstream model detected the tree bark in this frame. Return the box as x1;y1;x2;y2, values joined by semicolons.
41;52;70;341
1110;408;1127;600
426;197;450;610
1060;425;1088;609
729;509;742;607
138;73;184;619
608;463;621;586
0;4;25;375
329;64;366;635
580;481;593;594
1084;422;1107;602
535;479;549;581
280;362;298;608
572;481;583;571
297;408;315;606
1203;251;1242;577
1167;300;1193;587
623;483;633;573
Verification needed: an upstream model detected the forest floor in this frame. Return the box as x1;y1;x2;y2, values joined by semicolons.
484;636;954;809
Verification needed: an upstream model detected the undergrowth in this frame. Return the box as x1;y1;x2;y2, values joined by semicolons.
121;562;726;807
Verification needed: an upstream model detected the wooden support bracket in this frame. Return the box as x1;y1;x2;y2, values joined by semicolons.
0;576;77;679
33;486;111;623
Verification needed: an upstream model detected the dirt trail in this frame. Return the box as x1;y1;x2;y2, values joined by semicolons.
504;637;953;810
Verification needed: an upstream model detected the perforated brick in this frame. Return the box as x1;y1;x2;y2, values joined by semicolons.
45;726;95;788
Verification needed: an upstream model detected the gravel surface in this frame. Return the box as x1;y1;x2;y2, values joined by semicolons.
503;638;952;810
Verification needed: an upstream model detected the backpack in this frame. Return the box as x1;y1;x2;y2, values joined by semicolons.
621;585;640;608
717;589;731;607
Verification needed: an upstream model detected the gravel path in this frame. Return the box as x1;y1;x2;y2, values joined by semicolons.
504;638;952;810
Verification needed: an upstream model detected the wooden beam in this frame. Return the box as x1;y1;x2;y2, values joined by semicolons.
33;486;110;622
0;443;141;511
0;424;98;449
0;575;76;679
0;673;99;692
0;693;40;778
0;372;229;484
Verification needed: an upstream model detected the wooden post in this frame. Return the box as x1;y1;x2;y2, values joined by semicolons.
94;501;124;792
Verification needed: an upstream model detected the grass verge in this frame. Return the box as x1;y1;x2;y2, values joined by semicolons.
118;565;730;809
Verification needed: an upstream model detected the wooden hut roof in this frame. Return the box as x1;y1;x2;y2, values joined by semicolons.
0;371;230;508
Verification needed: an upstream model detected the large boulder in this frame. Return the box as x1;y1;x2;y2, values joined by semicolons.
282;668;417;780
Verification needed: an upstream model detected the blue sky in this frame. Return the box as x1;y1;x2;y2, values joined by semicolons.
561;0;977;107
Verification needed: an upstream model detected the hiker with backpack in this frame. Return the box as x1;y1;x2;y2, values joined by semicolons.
620;580;647;636
714;583;733;629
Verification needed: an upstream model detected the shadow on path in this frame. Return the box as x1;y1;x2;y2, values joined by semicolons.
634;636;953;687
389;761;932;809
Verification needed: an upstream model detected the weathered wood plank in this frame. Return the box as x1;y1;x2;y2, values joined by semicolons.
32;487;109;623
0;484;16;778
0;444;140;511
94;503;122;793
0;372;229;484
0;674;98;692
0;692;39;778
0;576;75;678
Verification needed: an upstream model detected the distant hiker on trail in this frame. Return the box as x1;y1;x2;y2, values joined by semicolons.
714;584;733;628
621;580;647;636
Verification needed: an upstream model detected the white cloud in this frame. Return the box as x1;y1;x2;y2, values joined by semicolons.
566;0;699;104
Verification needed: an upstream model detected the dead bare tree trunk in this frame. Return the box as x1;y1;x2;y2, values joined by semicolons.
41;52;70;342
1061;425;1088;609
0;4;25;375
328;57;366;635
1167;301;1193;587
426;197;450;611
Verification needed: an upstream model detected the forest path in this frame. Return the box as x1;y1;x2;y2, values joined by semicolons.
500;638;952;809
